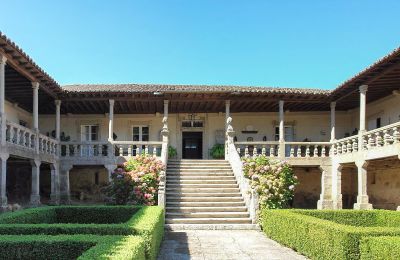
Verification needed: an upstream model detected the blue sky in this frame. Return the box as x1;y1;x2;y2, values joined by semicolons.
1;1;399;89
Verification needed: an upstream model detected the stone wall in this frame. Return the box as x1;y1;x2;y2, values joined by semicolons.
292;167;321;209
341;165;358;209
69;166;109;202
367;158;400;210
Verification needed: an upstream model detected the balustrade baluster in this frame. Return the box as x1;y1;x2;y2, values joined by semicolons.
270;145;275;157
352;138;358;152
136;147;140;157
153;146;157;157
261;146;266;156
297;145;301;157
73;145;78;156
245;146;249;158
383;129;391;145
347;140;352;153
393;126;400;144
10;127;15;143
16;129;21;145
321;145;326;157
305;145;310;157
342;142;347;153
119;146;123;156
237;147;241;157
375;132;383;147
290;146;294;157
127;146;132;157
145;145;149;155
313;145;318;157
65;145;70;157
253;145;258;158
98;145;103;156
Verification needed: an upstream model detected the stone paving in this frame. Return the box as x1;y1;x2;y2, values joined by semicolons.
157;230;307;260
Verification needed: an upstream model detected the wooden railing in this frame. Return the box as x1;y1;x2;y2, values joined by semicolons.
5;121;58;156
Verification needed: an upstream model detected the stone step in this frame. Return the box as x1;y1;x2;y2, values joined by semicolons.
166;201;246;207
165;224;260;230
167;180;237;184
169;160;227;163
167;193;243;203
167;183;238;188
167;175;236;180
167;172;234;176
168;167;232;171
168;162;230;166
166;187;240;193
165;218;252;224
168;165;231;168
166;212;250;218
166;206;248;212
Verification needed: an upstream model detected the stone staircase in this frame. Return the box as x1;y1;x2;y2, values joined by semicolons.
165;159;257;230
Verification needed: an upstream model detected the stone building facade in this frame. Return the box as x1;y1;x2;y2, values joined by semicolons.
0;32;399;214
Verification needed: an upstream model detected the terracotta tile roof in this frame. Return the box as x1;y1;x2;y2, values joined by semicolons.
61;83;331;95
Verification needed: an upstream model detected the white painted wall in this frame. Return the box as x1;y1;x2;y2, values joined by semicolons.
5;101;32;127
349;93;400;131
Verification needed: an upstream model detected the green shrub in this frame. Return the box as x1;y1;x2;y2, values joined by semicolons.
0;206;164;259
0;207;57;224
360;236;400;260
0;235;145;260
127;206;164;260
210;144;224;159
260;209;400;260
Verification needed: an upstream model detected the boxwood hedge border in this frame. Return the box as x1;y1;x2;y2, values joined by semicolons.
0;205;164;260
260;209;400;260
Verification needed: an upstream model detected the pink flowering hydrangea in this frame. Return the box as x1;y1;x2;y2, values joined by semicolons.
242;156;297;209
106;155;165;205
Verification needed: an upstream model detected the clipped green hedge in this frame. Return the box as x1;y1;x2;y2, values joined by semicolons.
360;236;400;260
127;206;165;260
0;235;145;260
0;206;164;259
260;210;400;260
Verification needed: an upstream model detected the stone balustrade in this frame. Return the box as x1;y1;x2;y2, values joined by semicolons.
286;142;331;158
362;121;400;150
112;141;163;158
60;141;109;157
235;141;279;158
333;136;359;155
6;121;58;156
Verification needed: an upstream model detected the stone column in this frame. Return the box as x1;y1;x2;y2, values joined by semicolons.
330;102;336;141
0;55;7;147
164;100;169;118
354;160;373;209
32;82;40;131
225;100;230;159
225;100;230;130
0;153;9;210
49;163;60;205
317;165;334;209
358;85;368;150
30;159;41;206
278;100;285;158
59;164;72;204
331;163;343;209
108;99;114;142
55;100;61;140
105;164;116;182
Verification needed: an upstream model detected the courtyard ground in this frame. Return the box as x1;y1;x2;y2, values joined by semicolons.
157;230;307;260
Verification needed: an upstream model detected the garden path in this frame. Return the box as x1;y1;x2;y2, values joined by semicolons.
157;230;307;260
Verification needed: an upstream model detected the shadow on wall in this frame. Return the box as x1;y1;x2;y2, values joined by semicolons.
69;166;109;203
291;167;321;209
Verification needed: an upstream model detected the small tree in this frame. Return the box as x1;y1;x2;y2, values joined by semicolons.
242;156;297;209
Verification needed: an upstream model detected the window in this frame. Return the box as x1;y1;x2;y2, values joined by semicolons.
81;125;99;142
132;126;149;141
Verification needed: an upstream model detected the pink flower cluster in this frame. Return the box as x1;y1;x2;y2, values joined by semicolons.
110;155;165;205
